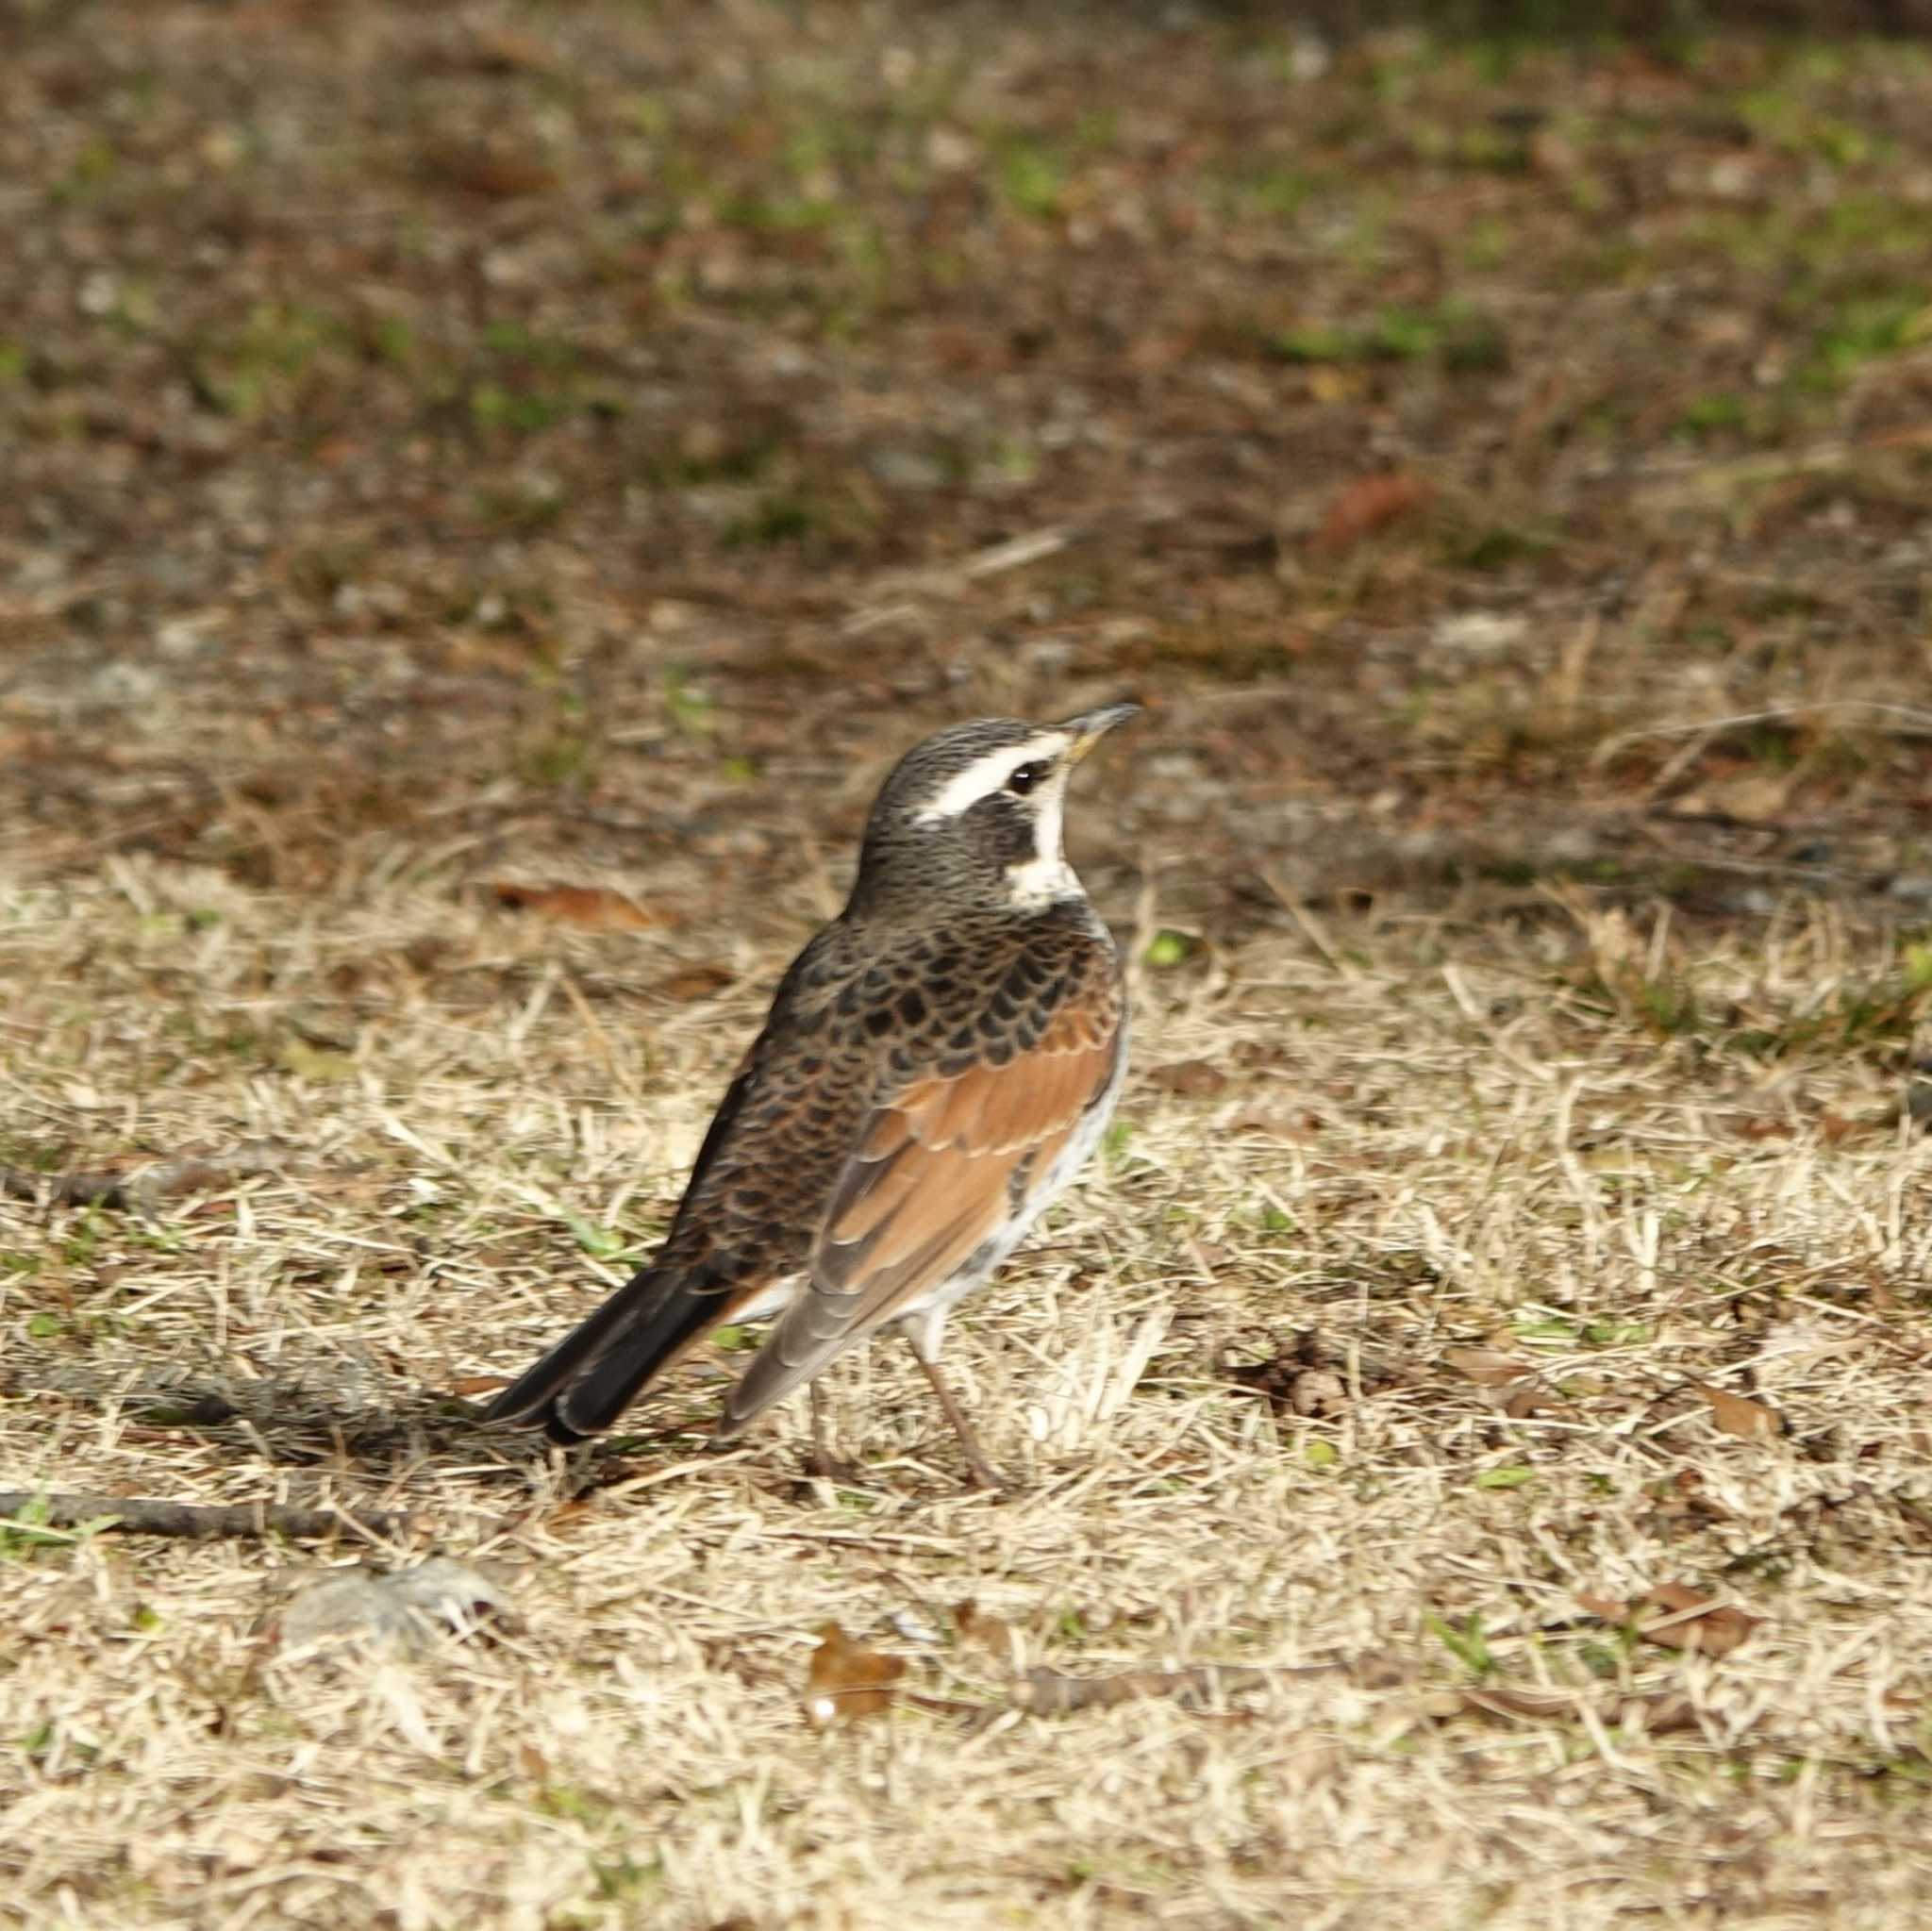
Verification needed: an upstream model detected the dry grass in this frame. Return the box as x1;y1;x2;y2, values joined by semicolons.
4;859;1931;1930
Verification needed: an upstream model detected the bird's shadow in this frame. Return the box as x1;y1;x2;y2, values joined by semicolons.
67;1373;710;1495
40;1369;991;1516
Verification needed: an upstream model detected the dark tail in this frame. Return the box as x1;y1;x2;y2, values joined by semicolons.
481;1265;720;1443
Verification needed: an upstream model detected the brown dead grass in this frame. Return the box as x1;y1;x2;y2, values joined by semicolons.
4;864;1932;1929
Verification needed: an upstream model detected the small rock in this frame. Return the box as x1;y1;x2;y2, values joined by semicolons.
864;446;947;492
90;660;162;706
1431;611;1527;656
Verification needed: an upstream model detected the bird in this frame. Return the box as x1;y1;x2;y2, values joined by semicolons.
482;701;1139;1488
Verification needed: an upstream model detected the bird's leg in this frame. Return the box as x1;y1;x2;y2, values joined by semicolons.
906;1341;1006;1492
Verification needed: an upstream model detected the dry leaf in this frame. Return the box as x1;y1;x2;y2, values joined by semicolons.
1646;1469;1729;1525
422;141;558;200
1502;1384;1577;1421
1577;1582;1760;1656
655;963;736;1002
1147;1058;1229;1099
468;26;558;74
448;1374;508;1399
953;1600;1024;1670
1229;1332;1366;1415
1443;1347;1535;1388
802;1623;905;1728
1693;1381;1785;1440
1698;769;1791;825
1312;471;1432;554
517;1740;550;1780
1288;1368;1348;1417
490;882;655;931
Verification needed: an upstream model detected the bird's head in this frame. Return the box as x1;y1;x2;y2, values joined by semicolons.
852;703;1140;913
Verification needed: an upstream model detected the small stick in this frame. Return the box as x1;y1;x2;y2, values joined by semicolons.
0;1142;285;1213
0;1491;411;1542
1260;872;1357;979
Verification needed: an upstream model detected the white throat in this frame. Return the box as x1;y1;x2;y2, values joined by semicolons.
1005;783;1075;907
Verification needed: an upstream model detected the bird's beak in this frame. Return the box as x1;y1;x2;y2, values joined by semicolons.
1059;701;1141;765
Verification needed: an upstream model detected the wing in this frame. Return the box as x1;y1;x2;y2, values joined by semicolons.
717;954;1122;1433
485;928;859;1439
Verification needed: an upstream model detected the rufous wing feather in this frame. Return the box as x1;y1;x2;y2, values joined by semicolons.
717;998;1119;1434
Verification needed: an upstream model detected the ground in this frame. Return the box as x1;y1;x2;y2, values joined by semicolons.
4;4;1932;1927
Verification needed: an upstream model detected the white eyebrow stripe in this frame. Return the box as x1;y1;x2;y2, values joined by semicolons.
914;733;1068;821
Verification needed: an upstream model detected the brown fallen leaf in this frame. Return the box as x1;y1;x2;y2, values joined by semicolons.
1228;1334;1324;1413
1443;1347;1536;1388
420;141;558;200
1502;1383;1578;1422
1146;1058;1229;1099
1577;1581;1760;1656
1692;1380;1785;1440
1645;1467;1730;1526
655;963;737;1003
953;1599;1024;1670
448;1374;508;1399
490;882;656;931
1287;1369;1349;1418
803;1623;906;1728
1692;769;1791;826
467;25;559;74
1312;471;1433;554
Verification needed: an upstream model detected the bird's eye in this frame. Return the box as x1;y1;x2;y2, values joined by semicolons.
1007;760;1049;797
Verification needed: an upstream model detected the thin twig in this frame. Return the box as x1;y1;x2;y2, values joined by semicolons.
0;1142;286;1213
0;1491;412;1542
1260;871;1359;978
840;525;1079;635
1017;1660;1354;1714
1593;700;1932;768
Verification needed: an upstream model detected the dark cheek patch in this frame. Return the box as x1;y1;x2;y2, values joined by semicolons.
961;794;1037;871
